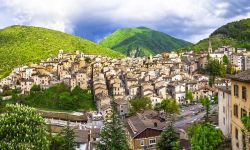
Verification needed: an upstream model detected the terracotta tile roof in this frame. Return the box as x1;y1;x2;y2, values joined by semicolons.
230;70;250;82
114;98;127;105
74;129;89;143
125;110;165;138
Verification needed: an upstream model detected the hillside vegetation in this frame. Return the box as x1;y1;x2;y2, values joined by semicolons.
100;27;191;56
0;25;123;78
16;83;95;111
188;18;250;52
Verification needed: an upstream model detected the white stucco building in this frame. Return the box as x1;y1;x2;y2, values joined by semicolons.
218;86;232;138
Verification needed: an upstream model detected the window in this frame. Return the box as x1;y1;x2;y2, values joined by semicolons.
235;128;239;140
243;134;246;149
242;86;247;100
223;106;225;113
234;104;238;118
140;140;144;146
223;92;225;98
223;117;225;125
149;138;156;145
234;84;239;97
241;108;247;118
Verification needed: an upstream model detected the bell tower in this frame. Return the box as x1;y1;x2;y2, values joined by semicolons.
208;39;213;54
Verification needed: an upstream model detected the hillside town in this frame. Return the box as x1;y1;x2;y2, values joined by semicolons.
1;41;250;150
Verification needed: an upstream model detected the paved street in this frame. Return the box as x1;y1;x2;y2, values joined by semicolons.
174;104;218;128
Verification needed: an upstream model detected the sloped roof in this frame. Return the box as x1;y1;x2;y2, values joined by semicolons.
230;70;250;82
125;110;165;138
74;129;89;143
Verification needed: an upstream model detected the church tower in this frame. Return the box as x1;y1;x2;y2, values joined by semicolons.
208;39;213;53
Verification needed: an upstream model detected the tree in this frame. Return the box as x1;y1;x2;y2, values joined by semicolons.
58;92;77;110
188;123;223;150
157;124;180;150
160;98;180;119
0;95;3;107
23;83;95;111
241;116;250;149
84;57;91;63
213;93;218;104
206;59;226;87
208;75;215;87
200;96;211;121
50;134;64;150
200;96;211;122
185;90;194;103
226;63;236;75
58;122;76;150
154;102;162;112
206;59;226;78
223;55;229;65
242;116;250;132
11;88;19;103
31;84;41;92
129;96;152;114
48;120;64;150
97;104;128;150
0;104;50;150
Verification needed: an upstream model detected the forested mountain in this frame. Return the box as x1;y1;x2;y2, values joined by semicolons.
100;27;191;57
0;25;123;78
188;18;250;52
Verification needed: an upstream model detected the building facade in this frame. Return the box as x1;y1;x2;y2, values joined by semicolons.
218;86;231;138
231;70;250;150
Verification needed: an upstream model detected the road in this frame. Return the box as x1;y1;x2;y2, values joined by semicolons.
174;104;218;128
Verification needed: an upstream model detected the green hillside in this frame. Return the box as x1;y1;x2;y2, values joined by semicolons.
0;25;123;78
189;18;250;52
99;27;191;56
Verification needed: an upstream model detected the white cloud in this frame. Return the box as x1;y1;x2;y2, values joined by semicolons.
0;0;249;42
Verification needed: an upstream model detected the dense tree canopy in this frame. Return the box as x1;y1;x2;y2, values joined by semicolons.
157;125;180;150
223;55;229;65
159;98;180;117
49;122;75;150
19;83;95;111
200;96;211;122
188;123;223;150
97;104;128;150
58;122;76;150
0;104;50;150
185;90;194;103
241;116;250;149
189;19;250;52
206;59;226;77
99;27;191;57
129;96;152;114
226;63;236;75
242;116;250;132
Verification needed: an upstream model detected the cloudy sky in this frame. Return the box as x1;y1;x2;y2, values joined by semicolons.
0;0;250;43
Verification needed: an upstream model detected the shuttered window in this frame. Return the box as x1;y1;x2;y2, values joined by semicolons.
242;86;247;100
